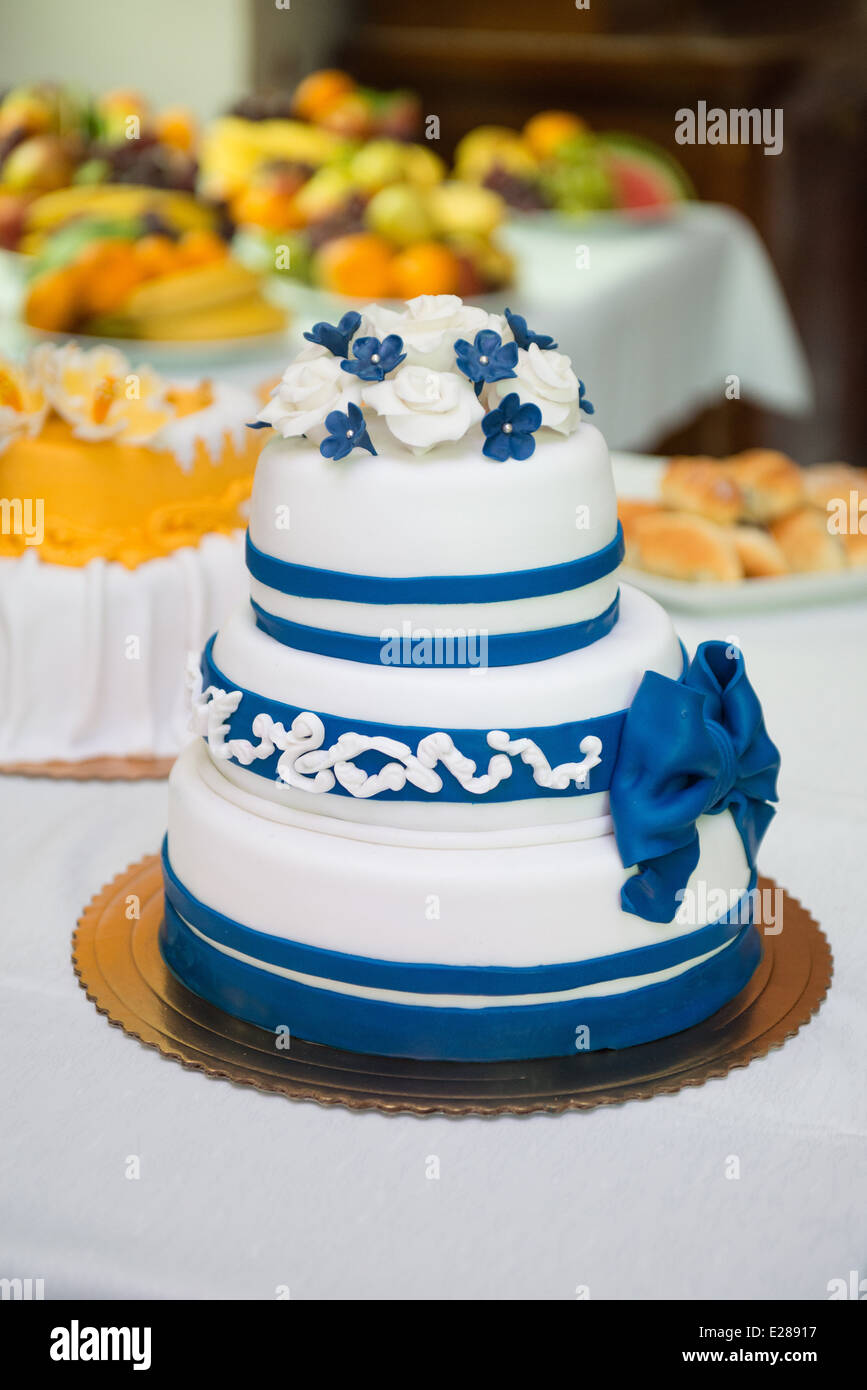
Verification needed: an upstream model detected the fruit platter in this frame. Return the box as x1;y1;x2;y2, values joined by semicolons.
455;110;693;220
0;82;198;253
6;183;287;356
202;69;514;303
0;76;700;356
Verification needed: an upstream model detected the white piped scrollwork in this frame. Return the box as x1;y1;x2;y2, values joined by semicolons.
187;661;602;798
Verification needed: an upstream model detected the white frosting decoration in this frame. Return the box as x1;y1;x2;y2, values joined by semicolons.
250;293;585;458
363;364;484;455
0;537;247;764
188;660;604;800
489;344;581;435
256;352;361;443
361;295;510;371
152;382;261;472
1;342;261;465
0;360;48;454
214;583;679;745
29;342;171;444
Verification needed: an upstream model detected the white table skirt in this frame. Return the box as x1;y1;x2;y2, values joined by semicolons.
501;203;813;449
1;596;864;1300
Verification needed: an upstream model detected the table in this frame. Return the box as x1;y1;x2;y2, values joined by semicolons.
1;202;810;454
1;594;864;1300
501;204;814;451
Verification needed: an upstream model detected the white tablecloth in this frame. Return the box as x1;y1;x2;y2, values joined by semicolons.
502;204;813;449
1;596;865;1300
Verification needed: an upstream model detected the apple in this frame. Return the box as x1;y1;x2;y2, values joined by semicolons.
349;139;409;193
1;135;77;193
427;182;505;238
365;183;435;247
293;165;357;223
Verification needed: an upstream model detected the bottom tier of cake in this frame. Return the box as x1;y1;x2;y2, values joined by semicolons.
161;741;762;1060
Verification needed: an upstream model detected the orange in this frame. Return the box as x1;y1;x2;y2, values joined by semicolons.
135;234;182;278
314;233;395;298
75;241;145;316
175;229;228;267
317;92;374;139
25;267;81;332
292;69;356;123
523;110;587;161
390;241;461;298
231;184;304;232
154;106;197;153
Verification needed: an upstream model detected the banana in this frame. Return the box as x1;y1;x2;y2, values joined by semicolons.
88;293;287;341
200;116;354;198
118;260;261;317
25;185;216;235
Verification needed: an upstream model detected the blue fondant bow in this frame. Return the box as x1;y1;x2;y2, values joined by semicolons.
610;641;780;923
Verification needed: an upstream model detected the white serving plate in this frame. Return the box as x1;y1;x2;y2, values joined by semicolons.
0;250;292;368
611;451;867;613
15;323;292;369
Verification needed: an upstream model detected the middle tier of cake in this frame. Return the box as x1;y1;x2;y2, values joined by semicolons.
192;581;683;832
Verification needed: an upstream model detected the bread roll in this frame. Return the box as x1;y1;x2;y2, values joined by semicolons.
732;526;789;578
803;462;867;511
630;512;743;583
770;508;846;572
842;530;867;568
660;457;744;526
724;449;804;523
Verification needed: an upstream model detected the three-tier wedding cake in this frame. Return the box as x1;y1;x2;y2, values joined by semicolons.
160;295;780;1061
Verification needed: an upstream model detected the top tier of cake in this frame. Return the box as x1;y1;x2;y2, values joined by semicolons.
247;295;620;649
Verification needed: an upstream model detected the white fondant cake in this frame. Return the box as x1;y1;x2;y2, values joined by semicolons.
161;296;780;1060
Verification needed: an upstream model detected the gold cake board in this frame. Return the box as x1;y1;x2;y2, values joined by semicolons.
73;854;832;1117
2;755;175;781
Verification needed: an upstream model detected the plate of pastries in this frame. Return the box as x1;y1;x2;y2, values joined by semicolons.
612;449;867;611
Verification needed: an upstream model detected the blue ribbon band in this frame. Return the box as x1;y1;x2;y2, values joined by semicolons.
200;634;625;801
160;846;761;1060
246;523;625;604
163;840;755;996
250;591;620;667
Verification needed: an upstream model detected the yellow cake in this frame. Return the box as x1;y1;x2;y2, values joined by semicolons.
0;343;262;767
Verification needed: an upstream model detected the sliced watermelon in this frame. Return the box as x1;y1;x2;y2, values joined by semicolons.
596;134;694;214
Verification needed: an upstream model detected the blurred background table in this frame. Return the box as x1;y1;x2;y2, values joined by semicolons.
0;196;812;455
501;203;811;451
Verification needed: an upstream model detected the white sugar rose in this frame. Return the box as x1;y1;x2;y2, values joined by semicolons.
489;343;580;435
361;295;511;371
363;365;484;454
256;353;361;442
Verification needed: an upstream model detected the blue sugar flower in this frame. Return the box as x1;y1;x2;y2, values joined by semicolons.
454;330;518;395
340;334;406;382
578;379;595;415
303;311;362;358
504;308;557;352
481;393;542;462
319;402;377;461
